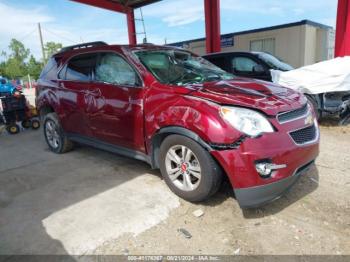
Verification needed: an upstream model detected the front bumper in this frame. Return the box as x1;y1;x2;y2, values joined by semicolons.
234;160;314;208
211;120;320;208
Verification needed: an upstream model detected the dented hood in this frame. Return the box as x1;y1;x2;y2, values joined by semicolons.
185;78;307;116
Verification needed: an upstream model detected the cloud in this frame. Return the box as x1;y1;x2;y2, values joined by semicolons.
221;0;335;16
0;1;129;60
143;0;336;26
143;0;204;27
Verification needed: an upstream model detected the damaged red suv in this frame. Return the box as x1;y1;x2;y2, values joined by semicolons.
36;42;319;208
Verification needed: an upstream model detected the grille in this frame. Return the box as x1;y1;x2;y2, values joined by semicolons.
290;124;317;145
277;104;308;123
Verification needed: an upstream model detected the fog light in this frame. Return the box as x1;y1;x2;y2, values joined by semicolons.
255;162;287;178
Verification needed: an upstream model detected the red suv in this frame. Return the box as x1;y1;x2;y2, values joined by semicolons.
36;42;319;208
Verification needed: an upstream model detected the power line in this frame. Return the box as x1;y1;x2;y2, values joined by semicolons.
42;27;77;44
19;28;37;42
0;27;37;53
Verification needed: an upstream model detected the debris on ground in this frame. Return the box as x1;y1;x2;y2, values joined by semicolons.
178;228;192;239
192;209;204;218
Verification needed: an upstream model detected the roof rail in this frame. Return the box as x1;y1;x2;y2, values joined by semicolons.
56;41;108;54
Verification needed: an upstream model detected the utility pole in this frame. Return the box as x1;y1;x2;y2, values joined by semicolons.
38;23;46;62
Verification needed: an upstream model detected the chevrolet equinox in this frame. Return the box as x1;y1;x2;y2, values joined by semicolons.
36;42;320;208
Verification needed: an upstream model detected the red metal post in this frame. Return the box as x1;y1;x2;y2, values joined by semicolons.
204;0;221;54
335;0;350;57
127;9;137;45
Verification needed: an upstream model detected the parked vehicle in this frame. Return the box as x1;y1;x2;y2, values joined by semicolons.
0;77;17;96
270;57;350;123
36;42;319;208
203;51;294;82
203;52;350;122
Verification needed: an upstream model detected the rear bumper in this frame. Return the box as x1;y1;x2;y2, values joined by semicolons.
234;161;314;208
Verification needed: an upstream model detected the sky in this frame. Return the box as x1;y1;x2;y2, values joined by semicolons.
0;0;338;60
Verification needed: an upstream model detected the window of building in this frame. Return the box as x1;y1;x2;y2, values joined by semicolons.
250;38;276;55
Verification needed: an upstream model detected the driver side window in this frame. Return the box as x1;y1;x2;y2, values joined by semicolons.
232;56;259;73
95;53;140;86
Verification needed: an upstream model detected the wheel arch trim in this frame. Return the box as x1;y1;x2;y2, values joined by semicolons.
150;126;212;169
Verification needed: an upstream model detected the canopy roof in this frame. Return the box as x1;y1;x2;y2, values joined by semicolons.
71;0;161;13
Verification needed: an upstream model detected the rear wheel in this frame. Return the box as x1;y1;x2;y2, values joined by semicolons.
31;119;40;130
159;135;222;202
7;124;20;135
43;113;74;153
21;120;31;129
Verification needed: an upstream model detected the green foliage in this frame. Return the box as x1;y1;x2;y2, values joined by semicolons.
9;39;30;62
45;42;63;59
27;55;42;79
0;39;63;80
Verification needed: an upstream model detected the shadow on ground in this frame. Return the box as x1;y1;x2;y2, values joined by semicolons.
242;165;319;218
0;130;166;258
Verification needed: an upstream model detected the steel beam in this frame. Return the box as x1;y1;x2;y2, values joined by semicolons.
204;0;221;54
335;0;350;57
127;9;137;45
70;0;130;13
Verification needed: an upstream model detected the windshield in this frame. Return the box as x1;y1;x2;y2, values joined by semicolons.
257;53;294;71
135;50;234;85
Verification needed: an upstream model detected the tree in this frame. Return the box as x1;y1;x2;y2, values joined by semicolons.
26;55;42;80
9;39;30;62
45;42;63;59
4;58;24;79
1;39;30;79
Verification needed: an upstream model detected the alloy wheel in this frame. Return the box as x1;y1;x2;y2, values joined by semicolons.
165;145;201;191
45;120;60;149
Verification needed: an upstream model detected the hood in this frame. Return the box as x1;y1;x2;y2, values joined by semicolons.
185;78;307;116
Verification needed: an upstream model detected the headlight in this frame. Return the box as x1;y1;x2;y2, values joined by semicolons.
220;106;274;137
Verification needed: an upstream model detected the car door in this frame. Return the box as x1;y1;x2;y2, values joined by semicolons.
231;55;270;81
57;52;97;137
87;51;145;152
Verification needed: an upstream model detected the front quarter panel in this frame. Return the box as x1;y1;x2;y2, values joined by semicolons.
144;83;242;150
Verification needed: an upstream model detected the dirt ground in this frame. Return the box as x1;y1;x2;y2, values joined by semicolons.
0;121;349;256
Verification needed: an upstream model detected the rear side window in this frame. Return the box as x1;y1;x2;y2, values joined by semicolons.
40;57;60;80
61;53;97;81
232;56;259;73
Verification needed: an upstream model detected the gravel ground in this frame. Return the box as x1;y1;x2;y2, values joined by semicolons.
94;122;350;255
0;122;349;256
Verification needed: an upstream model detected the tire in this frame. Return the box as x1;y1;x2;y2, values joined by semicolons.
21;120;31;129
43;112;74;153
7;124;20;135
159;134;223;202
31;119;40;130
306;95;321;120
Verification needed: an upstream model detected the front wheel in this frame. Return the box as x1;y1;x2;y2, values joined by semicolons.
43;113;74;154
159;135;222;202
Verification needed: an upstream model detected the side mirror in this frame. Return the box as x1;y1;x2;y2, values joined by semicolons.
253;64;265;74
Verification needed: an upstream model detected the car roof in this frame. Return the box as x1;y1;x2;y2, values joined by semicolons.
53;42;187;58
203;51;266;57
